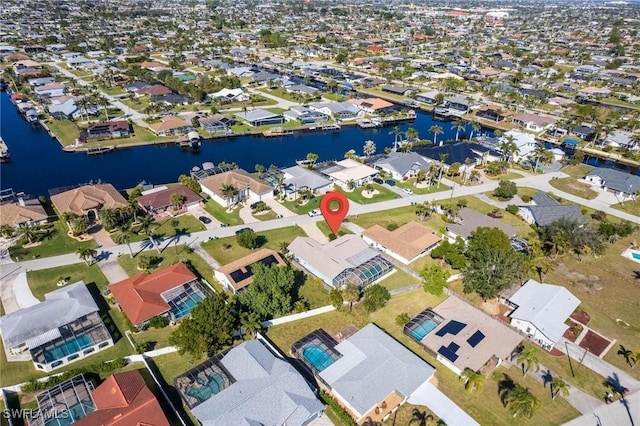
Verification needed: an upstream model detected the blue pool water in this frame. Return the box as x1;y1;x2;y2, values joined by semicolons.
43;335;92;363
186;372;227;402
303;345;336;372
43;402;94;426
409;319;439;341
632;252;640;260
170;293;203;319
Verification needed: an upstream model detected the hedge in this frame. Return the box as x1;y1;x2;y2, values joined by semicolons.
21;358;128;393
319;391;357;426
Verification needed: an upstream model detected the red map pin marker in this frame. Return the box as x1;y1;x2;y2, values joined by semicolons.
319;191;350;235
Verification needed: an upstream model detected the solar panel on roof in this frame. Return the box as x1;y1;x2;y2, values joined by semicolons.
438;345;459;363
467;330;485;348
228;255;279;283
448;342;460;352
435;320;467;337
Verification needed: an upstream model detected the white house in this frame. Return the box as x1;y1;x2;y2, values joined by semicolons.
320;158;379;189
604;130;637;150
507;279;580;350
34;82;65;98
208;88;249;103
373;152;433;181
512;112;556;132
199;169;273;207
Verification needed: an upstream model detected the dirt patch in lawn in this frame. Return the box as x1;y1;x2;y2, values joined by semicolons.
579;330;612;357
555;263;603;294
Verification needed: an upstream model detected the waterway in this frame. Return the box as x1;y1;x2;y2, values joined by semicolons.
1;91;493;196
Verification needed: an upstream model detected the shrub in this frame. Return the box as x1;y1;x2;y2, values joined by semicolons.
319;392;357;426
148;315;168;329
396;313;410;327
236;229;258;249
521;194;532;203
493;180;517;200
591;210;607;221
506;204;520;215
21;358;128;393
328;233;337;241
386;223;399;231
603;146;613;152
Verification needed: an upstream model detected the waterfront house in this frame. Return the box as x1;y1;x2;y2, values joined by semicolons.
373;152;433;181
512;112;556;132
208;88;249;103
148;116;193;136
279;165;333;198
382;85;417;96
603;130;637;150
175;338;324;426
415;90;441;105
199;169;273;206
0;282;114;372
415;142;499;168
475;105;513;122
214;249;286;294
136;184;202;219
50;183;127;222
288;235;393;289
321;158;379;189
0;196;48;228
85;120;131;140
309;101;362;120
411;297;522;376
348;97;394;114
578;86;611;98
584;167;640;200
236;108;284;127
283;106;328;125
109;262;209;329
444;96;471;113
33;82;65;98
507;279;580;350
362;221;441;264
447;208;518;241
198;114;234;132
570;125;595;141
47;97;78;119
518;192;585;227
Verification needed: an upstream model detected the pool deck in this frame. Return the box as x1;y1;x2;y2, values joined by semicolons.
621;247;640;264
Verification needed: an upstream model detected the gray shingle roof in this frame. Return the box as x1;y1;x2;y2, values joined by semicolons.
281;166;332;191
586;167;640;195
525;205;584;227
191;339;324;426
237;108;281;122
0;282;97;348
373;152;432;177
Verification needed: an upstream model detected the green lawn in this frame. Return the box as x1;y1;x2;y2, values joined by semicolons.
561;164;594;178
252;210;279;221
395;178;451;195
549;177;598;200
611;200;640;217
281;197;321;215
350;205;427;229
124;215;206;243
202;199;243;226
377;269;421;291
486;172;523;181
335;184;399;204
201;226;307;265
99;85;126;96
297;277;330;309
131;324;176;350
259;88;300;103
9;220;96;261
27;263;109;300
315;221;352;237
43;119;79;146
121;97;150;113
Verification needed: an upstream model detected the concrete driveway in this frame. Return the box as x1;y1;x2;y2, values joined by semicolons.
408;381;479;426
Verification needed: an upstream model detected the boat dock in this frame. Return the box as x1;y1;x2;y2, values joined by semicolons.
357;119;382;129
86;145;115;155
0;137;9;162
262;127;293;137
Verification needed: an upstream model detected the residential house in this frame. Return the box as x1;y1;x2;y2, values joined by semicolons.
501;130;537;162
50;183;127;222
444;96;471;113
136;84;172;97
578;86;611;98
0;197;48;228
27;77;55;88
148;116;193;136
584;167;640;200
198;114;234;133
214;249;286;294
348;98;394;114
507;279;581;350
279;165;333;198
85;121;131;140
571;125;595;141
309;101;362;120
152;93;191;105
512;112;556;132
415;90;441;105
320;158;379;189
227;66;255;77
236;108;284;127
46;96;79;120
199;169;273;206
447;208;518;240
26;375;97;426
175;338;325;426
109;262;209;329
136;185;202;219
409;297;522;376
518;192;585;227
373;152;433;181
283;106;328;125
208;88;249;104
476;105;513;122
603;130;637;150
415;142;500;168
67;56;94;68
34;82;65;98
362;221;441;264
285;84;319;97
381;85;416;96
0;282;114;372
288;235;393;289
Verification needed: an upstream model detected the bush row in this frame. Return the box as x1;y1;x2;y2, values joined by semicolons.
21;358;128;393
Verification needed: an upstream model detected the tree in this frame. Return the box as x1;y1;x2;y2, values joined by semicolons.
405;127;419;143
550;377;569;400
342;283;360;311
460;368;485;393
99;208;119;231
239;263;295;319
429;125;443;146
169;291;235;357
469;120;481;139
436;153;449;187
431;237;467;269
421;265;450;296
329;288;344;309
134;215;160;253
240;311;263;339
363;140;376;157
71;216;89;236
452;118;466;141
505;385;541;419
362;284;390;312
499;135;519;163
77;247;97;265
517;346;540;377
389;126;402;152
112;231;133;258
255;163;265;174
236;229;258;249
306;152;319;166
618;345;635;367
220;183;239;206
178;174;201;194
532;144;554;172
170;192;186;210
493;180;518;200
409;408;434;426
415;201;433;221
463;227;526;300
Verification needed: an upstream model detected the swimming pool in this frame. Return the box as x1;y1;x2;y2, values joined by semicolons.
186;372;227;403
170;293;204;320
43;335;92;363
409;319;439;341
303;345;337;372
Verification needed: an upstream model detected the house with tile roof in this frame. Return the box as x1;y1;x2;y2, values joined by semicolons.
0;197;47;228
214;249;286;294
136;184;202;219
199;169;273;207
50;183;127;222
109;262;209;329
148;116;193;136
507;279;580;350
512;112;556;132
347;97;394;114
362;221;441;264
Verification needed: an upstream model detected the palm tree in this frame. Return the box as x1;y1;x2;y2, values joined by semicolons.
306;152;319;167
99;208;119;230
550;231;569;260
112;231;133;258
405;127;419;143
363;140;376;157
469;120;481;139
469;170;481;183
517;346;540;377
462;157;473;184
452;118;466;141
506;385;540;419
500;135;518;163
77;247;98;265
415;169;427;187
62;211;77;226
240;311;263;338
170;192;187;210
342;284;360;311
71;216;89;236
135;215;160;252
550;377;570;400
0;224;14;238
409;408;434;426
220;183;239;206
389;126;402;151
437;153;449;188
20;224;40;244
532;144;554;173
429;125;443;146
460;368;485;392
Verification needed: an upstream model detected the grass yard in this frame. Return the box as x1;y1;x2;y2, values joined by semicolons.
43;119;79;146
297;277;330;309
315;220;352;237
131;324;176;350
27;263;109;300
124;215;206;243
611;200;640;217
259;87;300;103
561;164;594;178
395;178;451;195
335;184;399;204
518;187;540;198
376;269;421;291
252;210;279;221
350;205;431;229
202;199;244;226
383;403;441;426
99;85;126;96
9;220;96;261
201;226;307;264
549;177;598;200
486;172;523;181
281;196;321;215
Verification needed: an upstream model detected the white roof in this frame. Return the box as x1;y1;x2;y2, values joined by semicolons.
324;159;378;183
508;279;581;343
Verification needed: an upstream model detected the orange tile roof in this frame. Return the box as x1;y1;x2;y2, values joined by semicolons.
109;262;198;325
362;221;441;262
0;200;47;227
74;370;170;426
347;97;394;111
50;184;127;217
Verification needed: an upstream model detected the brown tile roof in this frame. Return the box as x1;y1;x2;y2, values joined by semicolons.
362;221;441;261
137;84;171;96
136;185;202;212
148;116;190;133
109;262;198;325
199;169;272;199
0;199;47;227
74;370;170;426
215;249;286;292
348;97;394;111
50;184;127;216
